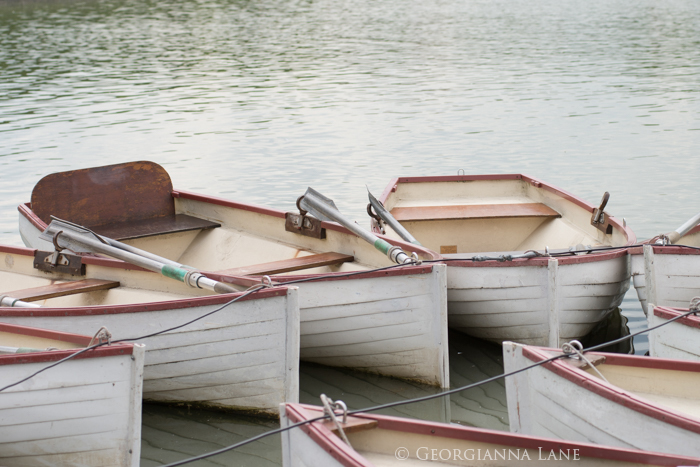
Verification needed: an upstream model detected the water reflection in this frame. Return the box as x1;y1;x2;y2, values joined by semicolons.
143;312;630;465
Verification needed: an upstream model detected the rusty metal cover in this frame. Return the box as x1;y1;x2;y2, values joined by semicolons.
285;212;326;239
34;251;86;276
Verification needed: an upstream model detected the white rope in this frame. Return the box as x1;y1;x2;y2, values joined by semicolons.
320;394;351;447
561;340;609;383
87;326;112;347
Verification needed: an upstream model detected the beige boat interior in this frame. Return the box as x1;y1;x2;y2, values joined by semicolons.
380;179;628;256
320;417;657;466
581;361;700;422
0;250;206;309
0;330;86;354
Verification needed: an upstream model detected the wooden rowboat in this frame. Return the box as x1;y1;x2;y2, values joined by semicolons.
631;238;700;313
0;322;144;466
280;403;700;466
371;175;635;347
504;341;700;457
648;305;700;361
18;161;449;387
0;244;300;416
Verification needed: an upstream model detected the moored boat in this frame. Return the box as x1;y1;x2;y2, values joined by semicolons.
504;341;700;457
648;305;700;361
18;161;449;387
0;322;144;466
631;239;700;313
0;244;300;416
371;175;635;347
279;402;700;466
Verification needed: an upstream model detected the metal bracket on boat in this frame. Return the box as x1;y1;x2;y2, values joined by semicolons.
285;196;327;239
689;297;700;315
366;203;385;234
88;326;112;347
33;245;86;276
591;192;614;235
321;394;352;446
561;340;608;382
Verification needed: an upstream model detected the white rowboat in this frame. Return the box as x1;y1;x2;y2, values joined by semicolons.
631;241;700;314
0;244;300;415
504;341;700;457
280;403;700;466
648;305;700;361
372;175;635;347
0;323;144;466
18;162;449;387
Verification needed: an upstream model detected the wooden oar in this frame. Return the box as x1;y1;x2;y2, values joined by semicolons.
656;212;700;244
367;188;422;246
298;188;415;265
40;219;243;294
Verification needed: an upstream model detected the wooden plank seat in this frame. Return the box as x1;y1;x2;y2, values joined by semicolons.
390;203;561;222
2;279;121;302
30;161;220;241
216;252;354;277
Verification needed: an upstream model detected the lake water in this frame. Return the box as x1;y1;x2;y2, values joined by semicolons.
1;0;699;464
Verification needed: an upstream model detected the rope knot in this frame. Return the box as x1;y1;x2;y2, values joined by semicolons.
88;326;112;347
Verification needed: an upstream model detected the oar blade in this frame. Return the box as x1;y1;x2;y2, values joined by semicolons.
367;188;422;246
298;187;338;222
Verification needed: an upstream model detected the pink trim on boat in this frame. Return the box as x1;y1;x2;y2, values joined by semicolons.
0;344;135;366
285;404;370;467
0;286;289;317
522;346;700;435
287;403;700;466
654;306;700;330
208;264;436;284
445;246;628;267
629;245;700;257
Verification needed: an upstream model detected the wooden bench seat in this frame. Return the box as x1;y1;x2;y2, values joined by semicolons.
390;203;561;222
30;161;219;240
3;279;121;302
216;252;354;276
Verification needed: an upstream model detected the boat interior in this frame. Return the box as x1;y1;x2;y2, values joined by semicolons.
575;358;700;421
379;178;629;256
0;249;208;309
27;161;396;277
0;326;86;354
305;411;666;466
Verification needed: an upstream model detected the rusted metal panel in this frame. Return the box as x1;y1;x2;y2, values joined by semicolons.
31;161;175;227
33;250;86;275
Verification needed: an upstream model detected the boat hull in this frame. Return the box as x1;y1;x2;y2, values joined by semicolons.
0;328;144;467
504;341;700;458
649;306;700;361
446;252;629;347
0;245;300;415
631;244;700;314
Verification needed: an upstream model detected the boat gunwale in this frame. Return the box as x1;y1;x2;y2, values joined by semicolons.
375;175;636;266
521;345;700;435
629;244;700;256
0;244;293;316
285;403;700;466
0;322;136;366
653;306;700;330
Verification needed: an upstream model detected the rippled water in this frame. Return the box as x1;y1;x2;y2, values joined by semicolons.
1;0;699;464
